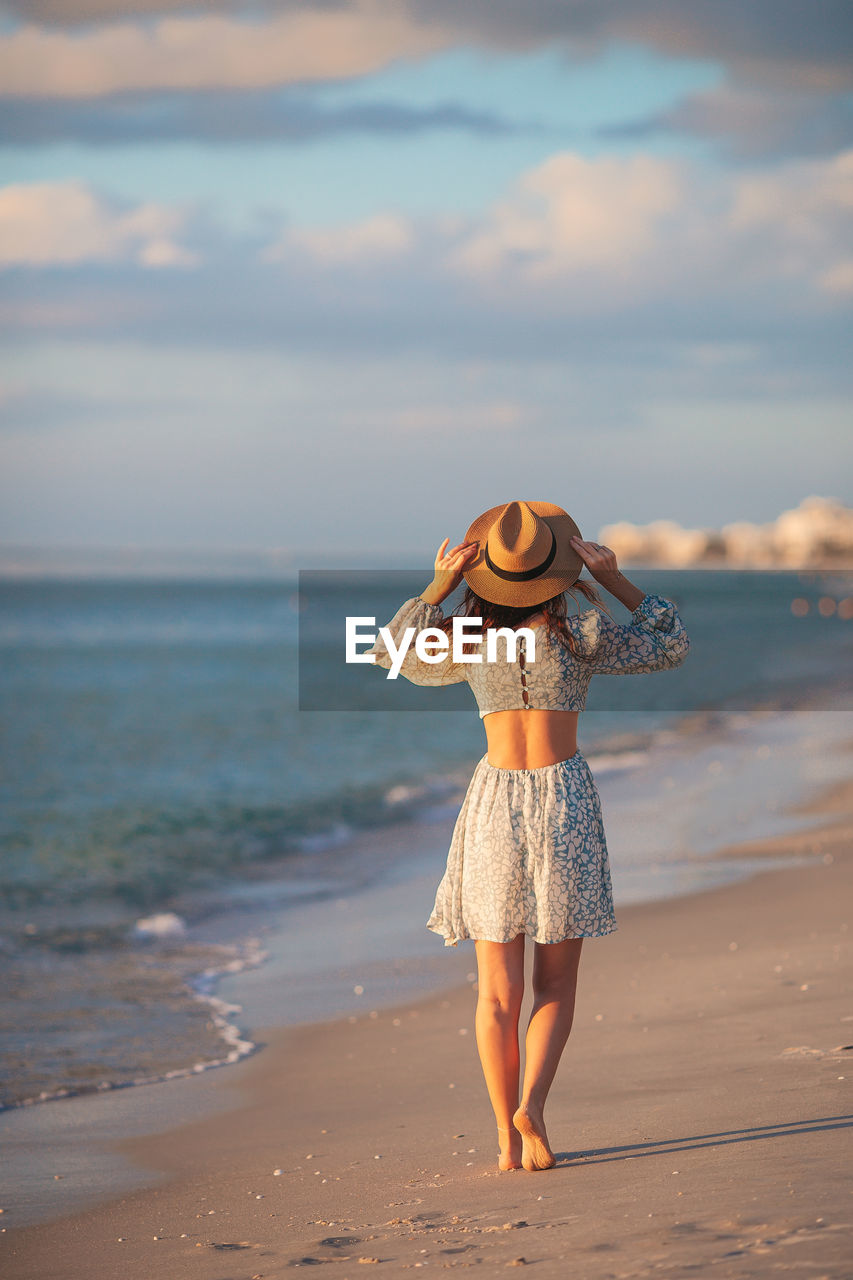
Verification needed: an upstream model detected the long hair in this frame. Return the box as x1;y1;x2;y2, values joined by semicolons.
436;577;611;659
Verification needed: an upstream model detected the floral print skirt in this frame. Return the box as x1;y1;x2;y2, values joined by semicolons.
426;749;617;948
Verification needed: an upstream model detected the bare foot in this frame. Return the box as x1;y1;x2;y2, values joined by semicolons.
512;1103;556;1170
497;1126;523;1171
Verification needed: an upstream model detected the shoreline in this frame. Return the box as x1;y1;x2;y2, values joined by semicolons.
0;712;683;1117
1;649;848;1119
3;725;853;1277
0;707;748;1114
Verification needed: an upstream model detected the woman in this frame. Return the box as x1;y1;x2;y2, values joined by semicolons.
367;500;690;1173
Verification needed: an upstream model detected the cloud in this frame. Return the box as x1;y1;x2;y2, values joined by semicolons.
264;213;414;265
0;0;324;21
0;150;851;362
614;2;853;90
0;179;199;266
0;382;164;433
602;82;853;161
0;4;454;98
447;152;683;283
336;398;527;433
409;0;853;90
3;1;851;97
819;259;853;296
726;149;853;290
2;0;264;19
0;88;520;146
2;1;850;163
437;148;853;308
11;0;853;84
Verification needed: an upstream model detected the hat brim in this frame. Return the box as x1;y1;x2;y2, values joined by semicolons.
462;501;584;607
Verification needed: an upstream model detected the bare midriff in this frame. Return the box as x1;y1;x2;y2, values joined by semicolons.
483;708;580;770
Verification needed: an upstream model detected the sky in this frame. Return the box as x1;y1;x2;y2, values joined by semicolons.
0;0;851;562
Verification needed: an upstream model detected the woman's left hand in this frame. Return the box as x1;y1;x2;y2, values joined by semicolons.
569;534;619;582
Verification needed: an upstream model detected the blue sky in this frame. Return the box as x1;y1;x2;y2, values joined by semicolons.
0;2;851;559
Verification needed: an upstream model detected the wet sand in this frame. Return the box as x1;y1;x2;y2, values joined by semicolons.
4;763;853;1277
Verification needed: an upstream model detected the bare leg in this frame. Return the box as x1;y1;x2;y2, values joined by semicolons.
473;934;525;1170
514;937;583;1170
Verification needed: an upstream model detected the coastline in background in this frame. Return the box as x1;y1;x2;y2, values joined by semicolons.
0;496;851;580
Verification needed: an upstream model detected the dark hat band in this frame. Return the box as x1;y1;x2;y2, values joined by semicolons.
484;525;557;582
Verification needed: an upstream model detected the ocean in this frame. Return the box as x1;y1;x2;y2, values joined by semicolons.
1;569;851;1111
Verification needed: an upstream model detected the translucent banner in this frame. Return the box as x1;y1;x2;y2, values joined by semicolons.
297;568;853;713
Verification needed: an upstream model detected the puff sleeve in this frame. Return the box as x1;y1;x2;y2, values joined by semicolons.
364;596;471;686
585;593;690;675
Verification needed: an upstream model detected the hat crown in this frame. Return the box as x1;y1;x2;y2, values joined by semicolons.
488;501;552;571
463;497;582;607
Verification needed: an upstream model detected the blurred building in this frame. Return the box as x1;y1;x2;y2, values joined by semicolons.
598;496;853;568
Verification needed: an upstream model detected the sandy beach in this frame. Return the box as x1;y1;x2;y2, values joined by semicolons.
2;733;851;1278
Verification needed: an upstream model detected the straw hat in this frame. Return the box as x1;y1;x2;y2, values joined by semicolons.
462;500;584;607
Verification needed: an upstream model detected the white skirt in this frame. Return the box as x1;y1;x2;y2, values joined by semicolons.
426;749;617;948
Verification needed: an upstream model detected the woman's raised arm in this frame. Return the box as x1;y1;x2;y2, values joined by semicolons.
418;537;478;606
364;538;479;687
568;533;690;674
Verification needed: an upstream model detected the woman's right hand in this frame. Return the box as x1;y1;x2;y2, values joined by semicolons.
568;535;619;582
421;538;478;605
569;534;645;610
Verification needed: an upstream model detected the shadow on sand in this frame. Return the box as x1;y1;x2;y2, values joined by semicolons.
555;1113;853;1166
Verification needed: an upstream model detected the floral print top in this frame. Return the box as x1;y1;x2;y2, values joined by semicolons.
366;592;690;718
